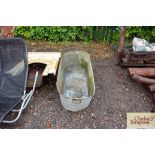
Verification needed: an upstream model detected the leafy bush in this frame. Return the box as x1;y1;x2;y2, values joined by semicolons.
15;26;96;42
14;26;155;43
112;26;155;43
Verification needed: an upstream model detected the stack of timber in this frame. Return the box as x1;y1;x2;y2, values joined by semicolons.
117;27;155;105
117;26;155;67
121;51;155;67
128;68;155;101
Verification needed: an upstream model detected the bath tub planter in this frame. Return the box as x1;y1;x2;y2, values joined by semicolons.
56;51;95;112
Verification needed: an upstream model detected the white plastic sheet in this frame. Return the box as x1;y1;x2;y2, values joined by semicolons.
132;37;155;52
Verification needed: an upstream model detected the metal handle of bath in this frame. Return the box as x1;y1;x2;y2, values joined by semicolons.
72;99;81;104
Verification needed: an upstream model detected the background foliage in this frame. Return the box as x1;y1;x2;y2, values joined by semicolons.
113;26;155;43
14;26;155;43
15;26;95;42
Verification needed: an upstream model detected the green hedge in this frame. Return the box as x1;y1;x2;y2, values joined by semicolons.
14;26;95;42
14;26;155;43
14;26;114;42
113;26;155;43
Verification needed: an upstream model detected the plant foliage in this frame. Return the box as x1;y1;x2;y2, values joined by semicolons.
14;26;155;43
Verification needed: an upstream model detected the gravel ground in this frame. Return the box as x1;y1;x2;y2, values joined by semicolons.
0;42;155;129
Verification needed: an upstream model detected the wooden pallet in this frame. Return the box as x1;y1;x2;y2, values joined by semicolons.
121;50;155;67
117;27;155;67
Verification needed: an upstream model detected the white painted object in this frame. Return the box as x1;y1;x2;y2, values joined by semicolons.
132;37;155;52
28;52;61;76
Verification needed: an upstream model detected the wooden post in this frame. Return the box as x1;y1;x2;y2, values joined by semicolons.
117;26;126;65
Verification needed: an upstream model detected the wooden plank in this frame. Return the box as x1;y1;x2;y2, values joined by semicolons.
131;74;155;85
129;68;155;77
128;51;155;56
120;47;155;67
121;63;155;67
